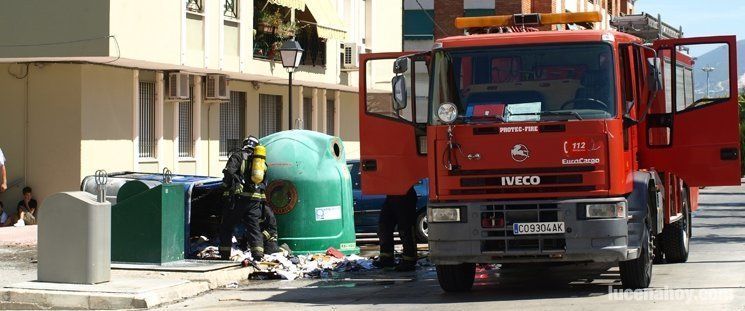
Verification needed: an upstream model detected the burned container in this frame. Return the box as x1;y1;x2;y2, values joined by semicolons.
260;130;358;255
81;172;224;263
110;181;185;263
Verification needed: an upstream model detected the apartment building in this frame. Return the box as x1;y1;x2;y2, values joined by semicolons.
0;0;402;203
403;0;636;51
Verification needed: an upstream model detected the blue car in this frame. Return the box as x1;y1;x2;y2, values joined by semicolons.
347;160;429;243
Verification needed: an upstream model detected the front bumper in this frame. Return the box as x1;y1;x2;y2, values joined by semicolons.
428;198;637;265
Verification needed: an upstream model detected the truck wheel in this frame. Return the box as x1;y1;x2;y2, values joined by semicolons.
415;211;429;243
652;234;665;264
619;218;653;289
436;263;475;292
662;188;690;263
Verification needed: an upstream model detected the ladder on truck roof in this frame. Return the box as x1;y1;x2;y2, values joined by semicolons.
611;13;683;41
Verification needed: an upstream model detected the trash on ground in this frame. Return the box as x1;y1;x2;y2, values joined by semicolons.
190;235;429;281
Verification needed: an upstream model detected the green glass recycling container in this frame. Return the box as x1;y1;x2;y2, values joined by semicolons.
260;130;358;255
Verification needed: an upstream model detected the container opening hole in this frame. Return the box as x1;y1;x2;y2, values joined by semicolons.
333;142;341;158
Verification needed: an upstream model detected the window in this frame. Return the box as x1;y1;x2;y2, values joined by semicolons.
139;82;156;158
224;0;238;19
403;10;434;40
253;1;293;61
326;99;335;135
178;87;194;158
303;97;312;129
430;44;616;124
673;43;730;112
186;0;203;13
260;94;283;137
365;58;413;122
220;91;246;156
296;26;327;66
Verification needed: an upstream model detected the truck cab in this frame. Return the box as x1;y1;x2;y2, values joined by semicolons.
358;12;740;291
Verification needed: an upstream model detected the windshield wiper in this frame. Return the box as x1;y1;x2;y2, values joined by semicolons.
509;111;584;121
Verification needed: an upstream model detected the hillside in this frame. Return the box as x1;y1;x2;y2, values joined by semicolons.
692;39;745;95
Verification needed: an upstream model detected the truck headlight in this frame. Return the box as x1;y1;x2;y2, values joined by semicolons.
428;207;461;222
437;103;458;124
585;202;626;218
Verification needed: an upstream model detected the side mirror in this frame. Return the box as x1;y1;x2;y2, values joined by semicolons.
393;57;409;74
648;57;662;93
624;100;635;115
391;75;408;111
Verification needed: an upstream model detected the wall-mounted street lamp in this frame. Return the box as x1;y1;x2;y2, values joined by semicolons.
279;39;304;130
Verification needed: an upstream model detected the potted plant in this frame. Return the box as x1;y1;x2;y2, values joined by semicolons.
276;22;298;38
257;10;282;33
267;40;283;60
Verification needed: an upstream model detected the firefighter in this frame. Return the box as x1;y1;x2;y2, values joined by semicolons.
218;136;278;261
374;187;419;271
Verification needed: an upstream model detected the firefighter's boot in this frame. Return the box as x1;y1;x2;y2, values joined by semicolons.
219;247;232;260
373;255;395;268
394;259;417;272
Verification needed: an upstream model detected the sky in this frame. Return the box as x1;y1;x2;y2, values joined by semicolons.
634;0;745;56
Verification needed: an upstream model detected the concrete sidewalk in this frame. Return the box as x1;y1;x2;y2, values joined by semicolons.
0;263;254;309
0;225;37;246
0;231;255;310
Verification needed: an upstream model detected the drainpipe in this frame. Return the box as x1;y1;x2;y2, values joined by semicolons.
24;65;29;188
206;102;220;176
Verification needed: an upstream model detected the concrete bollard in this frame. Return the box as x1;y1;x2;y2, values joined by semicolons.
37;191;111;284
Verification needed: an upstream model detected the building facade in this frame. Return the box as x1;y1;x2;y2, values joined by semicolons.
0;0;401;204
404;0;636;51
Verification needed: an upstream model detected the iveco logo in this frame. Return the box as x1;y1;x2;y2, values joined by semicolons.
510;144;530;162
501;176;541;186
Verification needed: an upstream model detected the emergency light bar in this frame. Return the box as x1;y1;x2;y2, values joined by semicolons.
455;11;602;29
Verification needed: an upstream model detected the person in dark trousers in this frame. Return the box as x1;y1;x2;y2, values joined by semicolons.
374;187;418;271
218;136;278;261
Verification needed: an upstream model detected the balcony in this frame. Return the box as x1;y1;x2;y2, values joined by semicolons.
252;0;344;68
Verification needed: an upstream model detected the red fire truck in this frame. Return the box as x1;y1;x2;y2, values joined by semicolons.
358;12;740;291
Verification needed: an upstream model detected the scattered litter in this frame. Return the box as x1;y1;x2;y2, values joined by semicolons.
225;282;239;288
189;235;429;281
326;247;345;259
416;257;433;267
190;236;250;261
245;250;381;280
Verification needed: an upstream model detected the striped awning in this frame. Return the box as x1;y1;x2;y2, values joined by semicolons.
304;0;347;40
268;0;305;11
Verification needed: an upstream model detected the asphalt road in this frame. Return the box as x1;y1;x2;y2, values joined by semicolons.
163;183;745;311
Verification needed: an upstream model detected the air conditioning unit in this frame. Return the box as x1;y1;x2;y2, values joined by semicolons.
205;74;229;100
342;43;360;69
168;72;190;100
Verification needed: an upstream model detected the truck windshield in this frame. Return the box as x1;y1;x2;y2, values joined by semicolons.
430;43;616;124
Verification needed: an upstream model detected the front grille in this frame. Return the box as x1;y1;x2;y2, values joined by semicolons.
460;174;583;187
451;166;596;176
447;166;601;196
452;185;595;195
480;203;566;254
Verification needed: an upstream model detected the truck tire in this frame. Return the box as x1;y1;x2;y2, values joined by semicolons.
415;211;429;243
653;234;665;264
436;263;475;292
662;188;690;263
619;218;653;289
